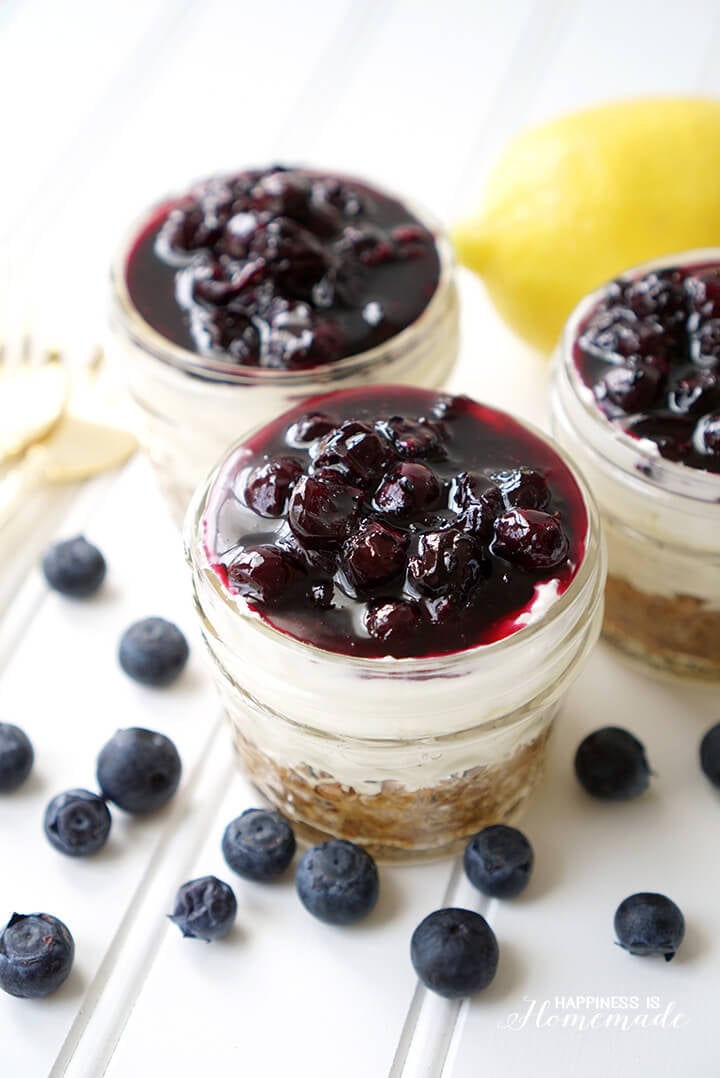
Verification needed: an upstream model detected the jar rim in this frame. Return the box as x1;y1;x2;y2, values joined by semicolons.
110;174;456;385
185;404;605;674
558;247;720;504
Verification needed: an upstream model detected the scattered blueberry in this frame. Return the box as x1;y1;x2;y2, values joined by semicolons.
41;536;106;598
222;808;296;881
574;726;651;801
168;876;237;941
96;727;182;814
699;722;720;787
295;839;379;925
614;893;685;961
0;723;34;793
0;913;74;998
410;908;499;999
44;789;111;857
464;824;534;898
118;617;189;687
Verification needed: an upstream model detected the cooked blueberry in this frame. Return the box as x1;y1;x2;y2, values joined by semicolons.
408;528;484;599
667;369;720;417
689;318;720;368
295;839;379;925
341;519;407;594
364;598;423;644
464;824;534;898
310;581;335;608
376;415;446;459
449;472;503;539
169;876;237;941
243;456;303;517
694;411;720;455
286;412;337;447
614;893;685;961
311;420;392;488
374;462;441;517
493;508;569;570
287;474;363;547
597;363;664;413
222;808;296;881
579;307;654;360
41;536;106;598
249;216;329;298
118;617;189;687
574;726;650;800
410;908;499;999
44;789;111;857
97;727;182;814
0;913;74;998
489;467;550;511
625;413;694;461
685;268;720;318
0;723;34;793
700;722;720;786
228;544;305;606
623;270;686;322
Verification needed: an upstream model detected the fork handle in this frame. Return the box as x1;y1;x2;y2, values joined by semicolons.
0;450;47;532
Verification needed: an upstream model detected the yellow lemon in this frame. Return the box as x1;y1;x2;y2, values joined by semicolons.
453;97;720;353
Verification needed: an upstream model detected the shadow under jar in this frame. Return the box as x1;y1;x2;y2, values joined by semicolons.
185;385;605;860
109;166;459;521
551;249;720;681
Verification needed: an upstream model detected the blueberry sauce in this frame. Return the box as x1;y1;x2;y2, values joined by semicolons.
573;261;720;472
202;387;587;659
124;167;441;370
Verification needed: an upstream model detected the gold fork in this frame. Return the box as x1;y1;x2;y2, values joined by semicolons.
0;344;138;530
0;337;70;460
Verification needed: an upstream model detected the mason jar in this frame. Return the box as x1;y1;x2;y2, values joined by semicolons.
184;401;605;861
551;249;720;681
108;174;459;522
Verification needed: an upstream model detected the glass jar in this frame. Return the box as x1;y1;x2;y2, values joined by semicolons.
550;249;720;681
184;440;605;861
108;198;459;523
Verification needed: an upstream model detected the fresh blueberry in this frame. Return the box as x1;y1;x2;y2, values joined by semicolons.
44;788;111;857
410;908;499;998
118;617;189;687
574;726;651;801
222;808;296;881
96;727;182;814
700;722;720;787
295;839;379;925
168;876;237;941
0;913;74;998
0;723;34;793
614;893;685;961
464;824;534;898
41;536;106;598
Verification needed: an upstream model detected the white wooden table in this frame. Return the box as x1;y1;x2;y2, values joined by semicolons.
1;3;719;1075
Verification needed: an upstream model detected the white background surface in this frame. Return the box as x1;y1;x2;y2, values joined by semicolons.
0;2;719;1075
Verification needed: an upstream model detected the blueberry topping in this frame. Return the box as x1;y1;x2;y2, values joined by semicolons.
341;519;408;594
614;893;685;961
44;789;111;857
286;412;336;446
364;598;424;644
694;410;720;455
222;808;296;881
243;456;303;517
97;727;182;814
0;913;74;998
311;420;392;489
493;508;569;571
449;472;503;539
377;415;446;459
700;721;720;787
168;876;237;941
118;617;189;687
41;536;106;598
463;824;534;898
574;726;650;800
408;528;484;599
228;544;305;606
0;723;34;793
287;474;363;547
410;908;499;999
295;839;379;925
126;167;440;369
374;461;441;517
490;467;551;511
575;259;720;470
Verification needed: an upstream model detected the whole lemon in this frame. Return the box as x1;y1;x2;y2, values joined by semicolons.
453;97;720;353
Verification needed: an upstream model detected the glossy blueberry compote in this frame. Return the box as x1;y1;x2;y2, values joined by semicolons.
574;261;720;472
125;166;441;370
202;387;588;659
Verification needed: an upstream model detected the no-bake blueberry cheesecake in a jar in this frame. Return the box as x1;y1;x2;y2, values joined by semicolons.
110;166;459;518
186;385;605;859
551;251;720;681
